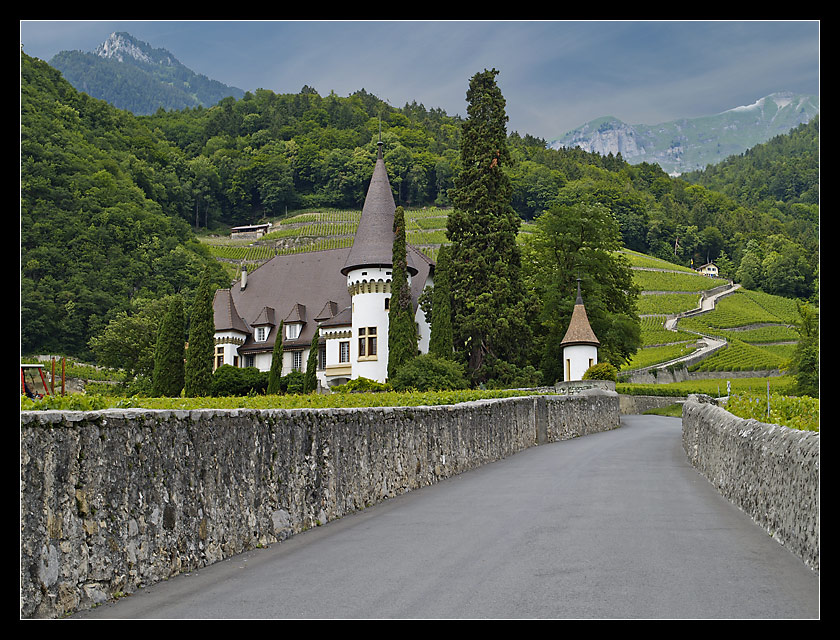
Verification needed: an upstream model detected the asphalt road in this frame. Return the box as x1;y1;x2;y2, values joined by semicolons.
74;415;819;619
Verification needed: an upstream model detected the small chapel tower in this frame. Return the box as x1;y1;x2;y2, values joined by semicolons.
340;138;418;383
560;279;600;381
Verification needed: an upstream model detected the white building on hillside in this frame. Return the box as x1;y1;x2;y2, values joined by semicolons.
212;140;434;389
696;262;719;277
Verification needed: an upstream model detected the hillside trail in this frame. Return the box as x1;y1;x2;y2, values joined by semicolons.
661;281;741;366
643;280;741;372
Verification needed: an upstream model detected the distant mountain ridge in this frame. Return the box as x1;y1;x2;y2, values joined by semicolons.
549;92;819;176
48;32;245;115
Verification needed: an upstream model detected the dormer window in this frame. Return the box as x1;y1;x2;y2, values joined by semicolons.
286;323;302;340
255;326;268;342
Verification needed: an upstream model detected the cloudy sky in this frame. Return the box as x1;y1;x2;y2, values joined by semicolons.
20;20;820;141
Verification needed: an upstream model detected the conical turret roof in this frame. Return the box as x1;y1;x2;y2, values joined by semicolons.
560;280;600;347
341;141;417;276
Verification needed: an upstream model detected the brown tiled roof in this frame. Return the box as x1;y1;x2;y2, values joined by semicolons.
251;306;276;326
560;284;600;347
213;289;250;334
320;305;352;328
219;248;352;352
283;303;306;324
315;300;339;321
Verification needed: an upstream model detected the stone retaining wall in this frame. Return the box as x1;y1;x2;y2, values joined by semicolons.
681;395;819;572
619;394;686;414
20;392;619;618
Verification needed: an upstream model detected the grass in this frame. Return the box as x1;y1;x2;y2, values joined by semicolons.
617;375;797;398
642;404;684;417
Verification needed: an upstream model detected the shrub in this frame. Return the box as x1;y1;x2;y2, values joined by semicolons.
390;354;470;392
469;355;542;390
211;365;268;397
333;377;392;393
281;369;305;395
582;362;618;382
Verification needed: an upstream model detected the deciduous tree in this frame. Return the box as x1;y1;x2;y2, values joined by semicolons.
524;201;641;382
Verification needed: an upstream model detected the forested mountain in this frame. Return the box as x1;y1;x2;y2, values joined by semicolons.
21;53;228;359
48;32;245;115
20;50;819;361
681;118;819;207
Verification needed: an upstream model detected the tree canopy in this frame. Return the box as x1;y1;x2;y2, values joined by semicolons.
446;69;533;383
523;202;642;382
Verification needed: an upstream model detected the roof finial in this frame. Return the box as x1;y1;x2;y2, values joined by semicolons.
576;277;583;305
377;116;383;159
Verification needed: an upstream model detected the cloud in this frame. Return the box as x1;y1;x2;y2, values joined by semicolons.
20;20;818;139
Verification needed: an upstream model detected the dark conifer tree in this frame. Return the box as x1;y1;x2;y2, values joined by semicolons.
446;68;532;382
304;327;320;393
151;295;185;396
429;244;454;359
388;205;418;378
185;270;215;397
267;321;285;394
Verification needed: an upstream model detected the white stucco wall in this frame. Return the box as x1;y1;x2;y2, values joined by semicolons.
563;344;598;382
347;266;392;383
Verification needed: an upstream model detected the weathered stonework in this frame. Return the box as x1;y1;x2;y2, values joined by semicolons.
20;392;620;618
682;395;819;573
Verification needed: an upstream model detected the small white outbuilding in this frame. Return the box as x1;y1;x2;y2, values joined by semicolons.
560;280;600;382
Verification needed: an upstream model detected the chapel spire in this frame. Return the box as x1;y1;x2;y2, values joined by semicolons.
560;279;600;347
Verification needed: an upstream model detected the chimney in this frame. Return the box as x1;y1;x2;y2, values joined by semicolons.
240;264;247;290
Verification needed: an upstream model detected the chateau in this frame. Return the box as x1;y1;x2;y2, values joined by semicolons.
212;140;434;389
212;140;601;388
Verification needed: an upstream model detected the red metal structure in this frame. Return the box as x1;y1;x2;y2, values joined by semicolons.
21;364;50;398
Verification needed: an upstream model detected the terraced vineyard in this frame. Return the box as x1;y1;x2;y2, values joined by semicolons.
628;263;804;375
621;250;697;273
201;208;805;378
679;289;801;373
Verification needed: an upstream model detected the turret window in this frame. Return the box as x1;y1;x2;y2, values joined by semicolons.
358;326;377;360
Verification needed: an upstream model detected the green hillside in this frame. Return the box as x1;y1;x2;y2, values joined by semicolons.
21;48;817;388
202;207;807;379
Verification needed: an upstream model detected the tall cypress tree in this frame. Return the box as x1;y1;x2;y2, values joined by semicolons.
151;295;185;397
388;205;418;378
447;68;531;382
267;320;285;394
304;326;320;393
429;244;454;359
185;269;215;397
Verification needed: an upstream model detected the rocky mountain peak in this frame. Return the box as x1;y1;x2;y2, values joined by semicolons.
94;32;177;67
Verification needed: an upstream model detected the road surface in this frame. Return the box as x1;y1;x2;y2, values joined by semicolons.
74;415;819;619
